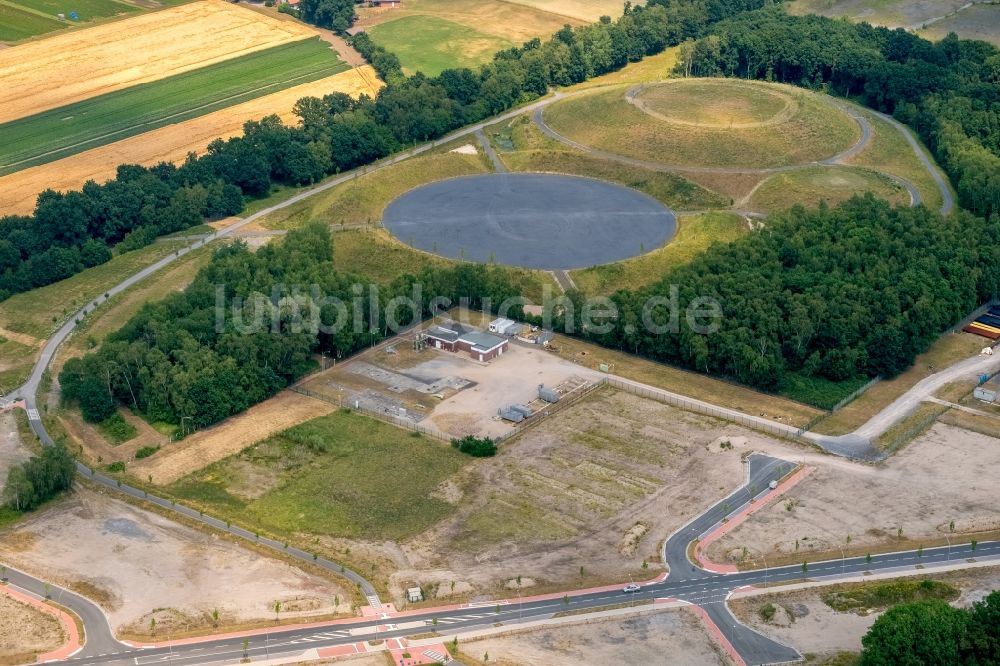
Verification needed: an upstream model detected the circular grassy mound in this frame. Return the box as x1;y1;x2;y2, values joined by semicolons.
544;80;860;169
631;79;796;128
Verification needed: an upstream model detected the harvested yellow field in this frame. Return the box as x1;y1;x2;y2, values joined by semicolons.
135;391;337;485
0;66;382;214
0;0;318;124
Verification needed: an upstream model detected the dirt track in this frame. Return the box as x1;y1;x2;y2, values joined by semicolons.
135;391;336;485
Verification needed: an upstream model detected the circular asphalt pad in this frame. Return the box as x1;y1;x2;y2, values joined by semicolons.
382;174;677;270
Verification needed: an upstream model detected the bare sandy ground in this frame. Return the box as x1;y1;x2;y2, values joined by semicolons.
0;488;350;634
388;387;776;600
0;0;317;124
707;422;1000;565
459;608;727;665
730;566;1000;659
137;391;336;485
0;593;64;660
0;412;30;489
0;66;382;214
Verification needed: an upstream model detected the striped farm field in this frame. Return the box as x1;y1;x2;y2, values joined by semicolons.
0;66;382;215
12;0;139;21
0;3;64;41
0;0;317;123
0;37;347;176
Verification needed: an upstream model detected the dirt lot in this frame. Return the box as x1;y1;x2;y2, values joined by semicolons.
0;412;30;489
300;336;601;440
0;488;350;635
0;0;316;124
707;422;1000;566
730;566;1000;659
388;386;777;600
458;608;727;666
0;66;381;214
0;593;64;662
138;391;336;485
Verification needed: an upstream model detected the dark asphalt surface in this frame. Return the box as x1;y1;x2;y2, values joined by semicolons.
382;173;677;270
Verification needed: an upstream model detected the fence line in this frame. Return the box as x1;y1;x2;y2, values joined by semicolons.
603;376;810;444
830;376;881;413
290;386;453;441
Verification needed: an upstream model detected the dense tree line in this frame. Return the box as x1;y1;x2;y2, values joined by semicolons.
860;592;999;665
553;196;1000;390
2;444;75;512
0;0;767;302
60;225;524;429
680;8;1000;219
297;0;355;33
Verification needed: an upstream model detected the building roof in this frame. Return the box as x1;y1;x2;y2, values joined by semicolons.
460;331;507;352
426;326;460;342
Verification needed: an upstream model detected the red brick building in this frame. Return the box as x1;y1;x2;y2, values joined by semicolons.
424;326;508;362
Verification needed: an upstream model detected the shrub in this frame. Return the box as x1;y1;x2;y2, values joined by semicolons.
759;603;777;622
135;446;159;459
106;461;126;473
451;435;497;457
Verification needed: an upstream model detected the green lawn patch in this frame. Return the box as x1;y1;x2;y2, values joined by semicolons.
0;37;346;174
169;410;467;541
368;15;513;76
11;0;137;21
0;2;64;40
96;411;137;445
823;579;959;613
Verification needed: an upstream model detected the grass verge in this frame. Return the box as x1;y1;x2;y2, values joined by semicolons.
0;241;186;340
547;335;824;426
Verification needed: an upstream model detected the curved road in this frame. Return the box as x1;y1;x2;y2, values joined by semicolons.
537;85;947;213
9;453;998;666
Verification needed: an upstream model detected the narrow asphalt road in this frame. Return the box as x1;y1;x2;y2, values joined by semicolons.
13;452;997;666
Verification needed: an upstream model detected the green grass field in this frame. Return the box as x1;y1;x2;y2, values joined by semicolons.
168;410;467;541
569;212;746;295
0;2;64;40
545;81;860;169
748;166;909;213
12;0;137;20
0;37;346;175
367;15;513;75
